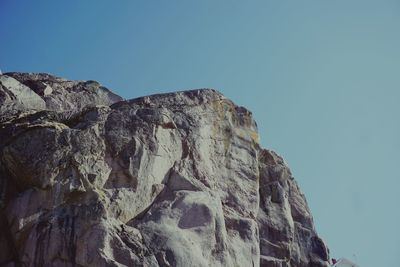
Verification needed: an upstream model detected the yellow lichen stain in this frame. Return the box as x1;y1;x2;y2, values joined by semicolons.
249;131;259;144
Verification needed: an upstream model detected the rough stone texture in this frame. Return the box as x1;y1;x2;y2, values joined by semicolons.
0;73;330;267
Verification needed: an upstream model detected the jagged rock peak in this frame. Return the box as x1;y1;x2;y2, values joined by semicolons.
0;72;122;117
114;88;253;114
0;73;330;267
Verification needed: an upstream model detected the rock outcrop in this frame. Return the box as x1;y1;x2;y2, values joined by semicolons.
0;72;330;267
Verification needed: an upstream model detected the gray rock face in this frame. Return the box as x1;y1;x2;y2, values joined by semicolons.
0;73;330;267
0;72;122;120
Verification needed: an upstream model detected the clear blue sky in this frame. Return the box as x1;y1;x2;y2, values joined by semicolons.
1;1;399;266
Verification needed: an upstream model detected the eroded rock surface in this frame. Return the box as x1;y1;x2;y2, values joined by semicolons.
0;73;329;267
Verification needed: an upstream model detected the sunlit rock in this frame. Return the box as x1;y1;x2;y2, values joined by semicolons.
0;72;330;267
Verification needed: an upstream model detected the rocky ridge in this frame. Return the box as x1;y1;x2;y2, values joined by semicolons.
0;72;330;267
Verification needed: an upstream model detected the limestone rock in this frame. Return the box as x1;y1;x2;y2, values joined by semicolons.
0;73;330;266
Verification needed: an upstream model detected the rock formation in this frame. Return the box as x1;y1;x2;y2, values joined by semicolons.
0;72;330;267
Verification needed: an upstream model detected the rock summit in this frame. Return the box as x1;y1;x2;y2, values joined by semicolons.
0;73;330;267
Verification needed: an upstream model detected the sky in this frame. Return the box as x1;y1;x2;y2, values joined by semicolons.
1;1;399;266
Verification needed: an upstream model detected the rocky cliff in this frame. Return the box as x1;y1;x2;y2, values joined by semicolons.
0;73;330;267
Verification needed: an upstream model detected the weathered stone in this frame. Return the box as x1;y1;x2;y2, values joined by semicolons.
0;73;330;266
